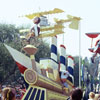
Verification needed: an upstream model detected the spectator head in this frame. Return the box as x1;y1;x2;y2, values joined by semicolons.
70;88;83;100
89;92;95;99
2;87;15;100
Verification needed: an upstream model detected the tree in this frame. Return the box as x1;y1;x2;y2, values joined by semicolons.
0;24;21;84
35;40;50;62
0;24;51;85
0;24;19;43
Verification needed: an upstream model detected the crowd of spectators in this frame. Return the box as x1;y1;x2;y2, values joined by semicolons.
1;82;100;100
0;83;26;100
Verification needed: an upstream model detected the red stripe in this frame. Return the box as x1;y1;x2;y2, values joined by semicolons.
95;39;100;46
88;48;94;53
68;56;74;60
60;45;66;49
95;48;100;54
85;33;99;38
16;62;27;74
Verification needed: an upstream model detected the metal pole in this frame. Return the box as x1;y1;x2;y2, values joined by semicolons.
79;21;81;87
63;33;64;45
91;38;93;48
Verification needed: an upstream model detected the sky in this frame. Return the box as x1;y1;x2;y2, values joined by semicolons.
0;0;100;59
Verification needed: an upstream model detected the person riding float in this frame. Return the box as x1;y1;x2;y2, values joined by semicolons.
26;17;40;42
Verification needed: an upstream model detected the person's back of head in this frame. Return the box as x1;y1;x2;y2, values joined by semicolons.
2;87;15;100
71;88;83;100
89;92;95;100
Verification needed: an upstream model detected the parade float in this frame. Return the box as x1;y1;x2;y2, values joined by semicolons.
4;8;81;100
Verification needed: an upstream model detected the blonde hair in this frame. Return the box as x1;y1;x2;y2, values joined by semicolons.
89;92;95;99
3;87;15;100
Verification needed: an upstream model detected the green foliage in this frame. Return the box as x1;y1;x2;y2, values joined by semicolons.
0;23;51;85
35;41;50;62
0;24;19;43
0;42;19;83
0;23;21;84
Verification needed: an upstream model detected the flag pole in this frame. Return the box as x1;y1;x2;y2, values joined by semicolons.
79;20;81;87
63;33;64;44
67;15;81;87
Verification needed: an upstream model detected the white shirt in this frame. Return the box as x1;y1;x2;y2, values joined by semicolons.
61;71;70;79
31;24;39;37
34;24;38;37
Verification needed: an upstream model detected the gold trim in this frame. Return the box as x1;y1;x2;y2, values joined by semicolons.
22;86;31;100
28;88;34;100
48;73;55;80
24;69;38;84
30;55;35;59
33;88;38;100
66;79;74;86
39;89;42;100
38;74;62;90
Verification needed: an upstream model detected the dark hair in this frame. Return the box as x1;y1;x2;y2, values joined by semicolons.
71;88;83;100
33;17;41;24
3;88;15;100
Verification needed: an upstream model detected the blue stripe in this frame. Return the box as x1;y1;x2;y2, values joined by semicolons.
40;90;45;100
67;66;73;76
51;44;57;55
50;58;58;64
30;88;37;100
24;87;32;100
35;89;41;100
60;56;65;65
22;76;29;89
67;76;73;83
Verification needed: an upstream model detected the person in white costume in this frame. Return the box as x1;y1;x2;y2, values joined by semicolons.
26;17;40;42
61;70;70;88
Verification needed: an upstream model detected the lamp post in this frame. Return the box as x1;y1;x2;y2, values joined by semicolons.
79;21;81;87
